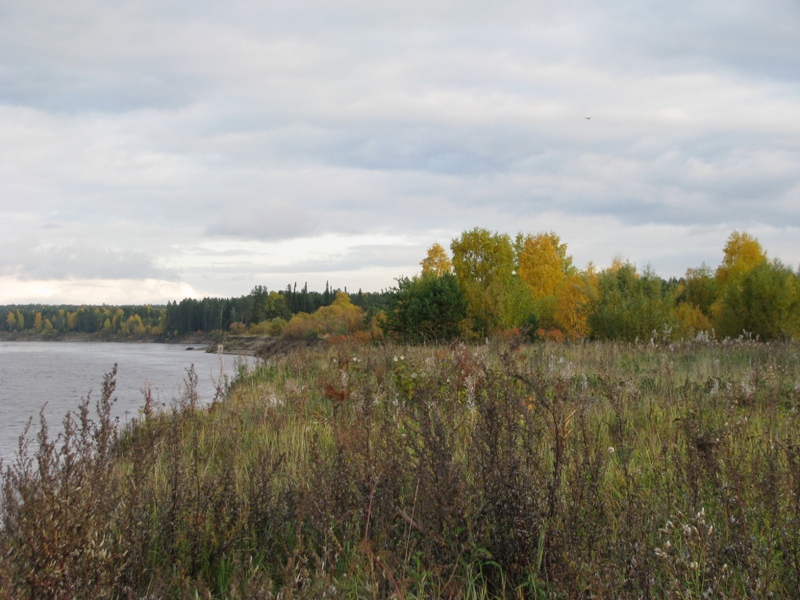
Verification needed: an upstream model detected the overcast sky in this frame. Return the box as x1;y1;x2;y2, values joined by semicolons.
1;0;798;305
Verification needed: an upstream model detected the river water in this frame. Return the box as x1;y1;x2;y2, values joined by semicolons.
0;342;251;464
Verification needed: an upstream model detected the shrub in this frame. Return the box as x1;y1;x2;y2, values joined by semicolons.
282;292;366;340
229;321;246;334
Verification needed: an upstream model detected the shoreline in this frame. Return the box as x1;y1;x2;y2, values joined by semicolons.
0;331;289;356
0;331;214;344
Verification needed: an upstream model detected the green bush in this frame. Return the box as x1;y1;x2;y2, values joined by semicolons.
384;272;467;343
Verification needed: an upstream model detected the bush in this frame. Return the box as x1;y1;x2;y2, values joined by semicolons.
282;292;366;340
248;317;287;336
229;321;246;334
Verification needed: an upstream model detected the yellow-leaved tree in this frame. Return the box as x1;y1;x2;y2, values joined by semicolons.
515;232;575;332
712;231;767;335
711;231;798;340
420;242;452;276
451;228;515;337
554;265;598;340
715;231;766;287
516;232;573;299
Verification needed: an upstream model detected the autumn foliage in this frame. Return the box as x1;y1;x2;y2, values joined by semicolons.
384;229;800;343
281;292;366;340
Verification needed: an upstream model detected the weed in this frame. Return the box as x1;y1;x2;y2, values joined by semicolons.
3;341;800;597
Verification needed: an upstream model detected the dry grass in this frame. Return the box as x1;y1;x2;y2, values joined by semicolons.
2;338;800;598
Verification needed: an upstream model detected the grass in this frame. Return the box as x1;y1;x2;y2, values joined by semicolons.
2;338;800;598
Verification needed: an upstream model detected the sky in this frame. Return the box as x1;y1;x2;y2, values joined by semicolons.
1;0;799;305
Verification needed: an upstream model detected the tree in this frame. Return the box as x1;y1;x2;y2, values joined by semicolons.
680;265;717;316
554;268;598;340
128;314;146;335
249;285;270;323
265;291;292;321
515;231;575;331
384;273;467;343
710;231;787;339
112;309;125;332
714;259;799;340
716;231;766;286
504;275;540;333
516;232;574;299
588;262;677;341
451;228;516;336
674;265;716;336
420;243;453;276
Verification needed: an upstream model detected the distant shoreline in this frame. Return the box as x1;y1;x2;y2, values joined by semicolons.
0;331;283;356
0;331;213;344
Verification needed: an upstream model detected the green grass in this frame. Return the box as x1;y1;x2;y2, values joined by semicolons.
3;338;800;598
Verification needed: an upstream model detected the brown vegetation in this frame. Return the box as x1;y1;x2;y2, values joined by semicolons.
3;339;800;597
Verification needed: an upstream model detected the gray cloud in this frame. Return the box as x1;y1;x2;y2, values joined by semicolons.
206;200;319;241
0;0;799;302
1;241;177;281
599;0;800;78
177;238;423;272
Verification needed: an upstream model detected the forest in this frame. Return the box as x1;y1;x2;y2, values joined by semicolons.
0;283;391;340
3;229;799;343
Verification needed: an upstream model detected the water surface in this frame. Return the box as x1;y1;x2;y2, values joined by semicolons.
0;342;249;464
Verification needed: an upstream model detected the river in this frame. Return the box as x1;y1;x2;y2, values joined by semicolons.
0;341;251;464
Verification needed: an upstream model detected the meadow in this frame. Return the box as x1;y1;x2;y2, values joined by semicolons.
2;338;800;598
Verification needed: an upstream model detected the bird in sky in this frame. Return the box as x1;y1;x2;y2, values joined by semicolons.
585;116;591;120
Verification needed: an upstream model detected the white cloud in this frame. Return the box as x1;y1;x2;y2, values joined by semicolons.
0;277;199;306
0;0;798;302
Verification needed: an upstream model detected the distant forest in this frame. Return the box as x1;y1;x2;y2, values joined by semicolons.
1;282;392;339
3;229;799;343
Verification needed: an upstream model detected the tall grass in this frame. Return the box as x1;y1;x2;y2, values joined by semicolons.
2;339;800;598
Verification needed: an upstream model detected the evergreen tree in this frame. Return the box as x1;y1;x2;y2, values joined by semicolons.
385;273;467;343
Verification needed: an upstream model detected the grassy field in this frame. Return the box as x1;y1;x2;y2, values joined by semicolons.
2;338;800;598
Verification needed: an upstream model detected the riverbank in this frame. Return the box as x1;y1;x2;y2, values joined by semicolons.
0;330;220;350
3;340;799;597
0;330;309;357
204;334;308;357
0;330;208;344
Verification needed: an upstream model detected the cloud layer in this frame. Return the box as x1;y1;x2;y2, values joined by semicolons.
1;0;798;303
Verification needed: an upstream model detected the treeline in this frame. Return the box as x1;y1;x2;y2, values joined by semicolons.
2;305;166;337
1;283;392;339
4;230;798;344
384;229;800;343
162;283;389;337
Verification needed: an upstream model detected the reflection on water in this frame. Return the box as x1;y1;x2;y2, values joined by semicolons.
0;342;251;463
